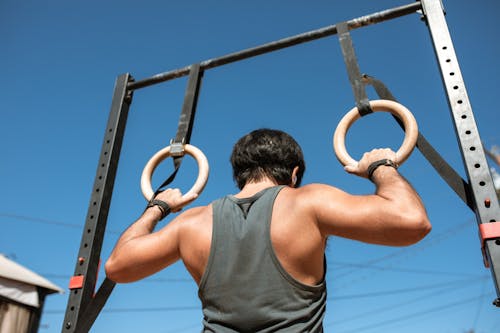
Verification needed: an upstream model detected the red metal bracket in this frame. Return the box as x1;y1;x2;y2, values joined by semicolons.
69;275;85;290
479;222;500;268
68;259;101;294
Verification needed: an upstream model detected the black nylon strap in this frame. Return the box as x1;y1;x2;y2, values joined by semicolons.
362;74;474;210
147;199;171;220
154;64;204;197
367;159;398;181
337;22;372;116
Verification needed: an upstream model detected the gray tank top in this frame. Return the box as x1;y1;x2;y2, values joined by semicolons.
198;186;327;332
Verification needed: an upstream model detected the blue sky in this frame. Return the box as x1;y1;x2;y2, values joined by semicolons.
2;0;500;332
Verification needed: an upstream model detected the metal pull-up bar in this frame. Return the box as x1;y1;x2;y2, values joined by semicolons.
127;1;422;91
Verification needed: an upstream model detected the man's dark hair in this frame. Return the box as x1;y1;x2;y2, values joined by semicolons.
230;128;306;189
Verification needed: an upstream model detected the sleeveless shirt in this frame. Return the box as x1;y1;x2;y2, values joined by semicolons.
198;186;327;332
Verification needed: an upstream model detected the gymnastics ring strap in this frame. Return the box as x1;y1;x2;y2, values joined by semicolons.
337;21;373;116
333;99;418;166
155;63;204;196
141;144;209;207
363;74;473;210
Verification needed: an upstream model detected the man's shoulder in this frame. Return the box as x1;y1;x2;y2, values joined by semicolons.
180;203;212;219
278;183;347;211
173;204;213;235
293;183;342;196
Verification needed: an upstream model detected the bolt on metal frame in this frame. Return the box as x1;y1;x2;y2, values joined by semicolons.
61;0;500;332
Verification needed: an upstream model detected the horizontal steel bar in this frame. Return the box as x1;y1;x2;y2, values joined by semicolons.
128;1;422;90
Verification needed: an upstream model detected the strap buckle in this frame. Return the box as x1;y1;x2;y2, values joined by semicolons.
169;140;186;157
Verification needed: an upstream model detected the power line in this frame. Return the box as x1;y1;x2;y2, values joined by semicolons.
329;260;483;277
328;276;485;301
471;278;488;330
0;213;121;235
327;276;486;327
333;292;492;333
44;305;199;314
161;322;201;333
41;273;192;283
331;219;472;280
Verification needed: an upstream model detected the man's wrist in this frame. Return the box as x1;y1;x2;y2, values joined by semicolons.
145;205;164;219
367;159;398;181
146;199;171;220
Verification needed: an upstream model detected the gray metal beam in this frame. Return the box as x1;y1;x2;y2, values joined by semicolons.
421;0;500;306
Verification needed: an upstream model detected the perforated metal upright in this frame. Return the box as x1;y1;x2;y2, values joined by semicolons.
62;74;133;332
421;0;500;305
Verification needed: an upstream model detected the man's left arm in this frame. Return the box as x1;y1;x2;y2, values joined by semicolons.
105;189;191;283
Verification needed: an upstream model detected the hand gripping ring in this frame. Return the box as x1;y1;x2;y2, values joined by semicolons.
333;99;418;166
140;144;209;206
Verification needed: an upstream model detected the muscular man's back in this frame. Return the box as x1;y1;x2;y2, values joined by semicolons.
178;185;326;287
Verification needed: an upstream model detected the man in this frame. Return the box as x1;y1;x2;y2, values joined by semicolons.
105;128;431;332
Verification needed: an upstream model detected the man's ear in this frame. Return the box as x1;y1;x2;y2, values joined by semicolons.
291;166;300;187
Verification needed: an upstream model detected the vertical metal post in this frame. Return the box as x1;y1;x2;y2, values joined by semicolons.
27;289;46;333
421;0;500;305
61;73;134;332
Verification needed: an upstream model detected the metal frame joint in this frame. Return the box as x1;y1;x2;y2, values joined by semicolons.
479;222;500;268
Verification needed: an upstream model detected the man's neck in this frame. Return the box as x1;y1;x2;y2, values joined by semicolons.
234;178;280;198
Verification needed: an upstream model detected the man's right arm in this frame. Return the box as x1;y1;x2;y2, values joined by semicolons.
305;149;431;246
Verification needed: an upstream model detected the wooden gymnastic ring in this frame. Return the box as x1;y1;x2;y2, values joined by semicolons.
333;99;418;166
140;144;209;205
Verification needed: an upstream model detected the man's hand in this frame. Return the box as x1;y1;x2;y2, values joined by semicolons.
154;188;198;213
344;148;398;179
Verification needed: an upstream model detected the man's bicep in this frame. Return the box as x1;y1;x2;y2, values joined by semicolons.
306;184;390;244
106;220;182;283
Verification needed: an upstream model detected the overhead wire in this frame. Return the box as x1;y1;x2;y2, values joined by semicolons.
332;292;492;333
326;275;489;327
44;305;199;314
471;277;488;330
0;213;122;235
329;260;482;278
40;273;192;283
328;276;486;301
329;219;472;285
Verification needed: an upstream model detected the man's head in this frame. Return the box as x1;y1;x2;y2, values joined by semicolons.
230;128;306;189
